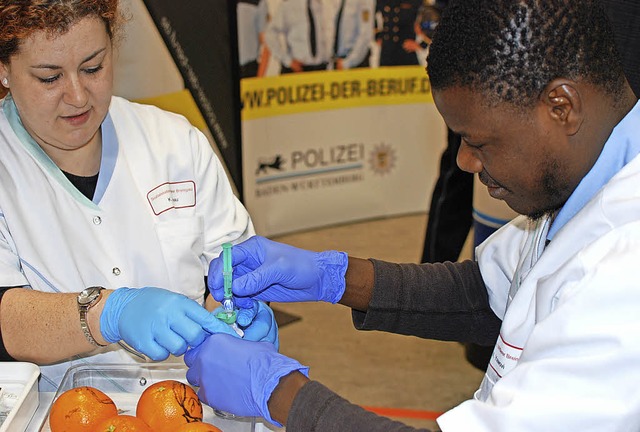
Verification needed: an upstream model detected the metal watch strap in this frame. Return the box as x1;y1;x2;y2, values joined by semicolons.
78;287;107;347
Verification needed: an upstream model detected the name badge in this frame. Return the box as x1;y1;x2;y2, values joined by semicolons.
488;334;523;379
147;181;196;215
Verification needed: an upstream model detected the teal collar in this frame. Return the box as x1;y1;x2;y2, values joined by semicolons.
2;94;118;208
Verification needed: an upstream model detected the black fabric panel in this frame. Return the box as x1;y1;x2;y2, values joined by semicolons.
0;287;18;361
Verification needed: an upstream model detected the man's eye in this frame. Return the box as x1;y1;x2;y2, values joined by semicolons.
464;140;484;149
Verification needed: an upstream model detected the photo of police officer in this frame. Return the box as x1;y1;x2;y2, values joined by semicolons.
237;0;269;78
236;1;455;75
333;0;376;70
261;0;376;74
401;2;441;66
375;0;422;66
264;0;336;73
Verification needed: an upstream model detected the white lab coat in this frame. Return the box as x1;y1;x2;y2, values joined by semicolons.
438;105;640;430
0;96;254;389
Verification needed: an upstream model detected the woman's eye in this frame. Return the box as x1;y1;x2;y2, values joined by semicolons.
38;75;60;84
84;64;104;74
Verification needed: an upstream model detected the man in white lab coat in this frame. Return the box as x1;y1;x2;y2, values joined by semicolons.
185;1;640;430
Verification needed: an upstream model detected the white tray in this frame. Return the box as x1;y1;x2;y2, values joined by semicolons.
0;362;40;432
38;363;255;432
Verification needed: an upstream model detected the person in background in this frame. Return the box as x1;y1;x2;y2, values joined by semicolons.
375;0;422;66
0;0;275;391
185;1;640;430
421;130;472;264
263;0;335;73
237;0;269;78
402;1;441;66
333;0;376;70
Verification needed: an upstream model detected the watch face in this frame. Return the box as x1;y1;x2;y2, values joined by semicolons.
78;287;101;305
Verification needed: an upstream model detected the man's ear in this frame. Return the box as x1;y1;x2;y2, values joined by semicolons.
541;79;583;136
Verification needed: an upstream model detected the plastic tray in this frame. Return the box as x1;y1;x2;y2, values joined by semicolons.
38;363;255;432
0;362;40;432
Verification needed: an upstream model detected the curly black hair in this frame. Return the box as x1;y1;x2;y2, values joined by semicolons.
427;0;627;108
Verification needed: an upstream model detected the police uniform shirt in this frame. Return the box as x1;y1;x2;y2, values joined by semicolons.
335;0;375;68
237;0;269;66
376;0;422;66
264;0;337;66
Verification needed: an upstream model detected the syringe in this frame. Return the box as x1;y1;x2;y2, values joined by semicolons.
215;242;244;337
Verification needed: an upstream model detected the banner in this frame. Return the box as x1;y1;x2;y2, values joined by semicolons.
237;0;447;236
140;0;244;198
241;66;445;236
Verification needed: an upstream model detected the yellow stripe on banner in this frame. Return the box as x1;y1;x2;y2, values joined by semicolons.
241;65;434;120
134;89;207;131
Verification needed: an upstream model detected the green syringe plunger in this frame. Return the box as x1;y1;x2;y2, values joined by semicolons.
215;242;238;325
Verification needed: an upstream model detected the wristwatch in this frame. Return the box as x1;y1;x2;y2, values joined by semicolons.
77;286;107;347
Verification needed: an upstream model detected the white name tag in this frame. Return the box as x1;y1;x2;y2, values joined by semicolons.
147;181;196;215
488;334;523;379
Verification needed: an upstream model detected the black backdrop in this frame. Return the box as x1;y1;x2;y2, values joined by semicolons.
141;0;244;200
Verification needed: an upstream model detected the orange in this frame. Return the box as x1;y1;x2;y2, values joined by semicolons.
49;386;118;432
94;414;153;431
136;379;203;432
175;422;223;432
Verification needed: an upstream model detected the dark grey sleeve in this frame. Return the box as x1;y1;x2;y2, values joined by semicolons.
352;259;501;346
288;381;433;432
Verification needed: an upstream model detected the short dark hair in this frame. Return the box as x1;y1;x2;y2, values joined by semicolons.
427;0;627;107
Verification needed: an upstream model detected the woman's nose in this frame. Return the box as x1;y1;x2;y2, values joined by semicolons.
63;76;89;108
456;141;483;174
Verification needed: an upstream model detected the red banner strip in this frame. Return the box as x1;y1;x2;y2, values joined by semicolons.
362;406;443;420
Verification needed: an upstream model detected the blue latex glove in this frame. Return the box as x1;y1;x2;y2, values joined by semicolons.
211;300;280;350
184;333;309;426
208;236;348;309
100;287;237;361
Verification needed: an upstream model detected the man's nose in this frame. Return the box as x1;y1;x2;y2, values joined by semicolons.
456;142;483;174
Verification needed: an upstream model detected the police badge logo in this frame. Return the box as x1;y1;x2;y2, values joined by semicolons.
368;143;397;175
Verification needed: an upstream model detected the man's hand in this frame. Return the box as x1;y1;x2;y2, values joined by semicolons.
185;334;309;426
207;236;348;309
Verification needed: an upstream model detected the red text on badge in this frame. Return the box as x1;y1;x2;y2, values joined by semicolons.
147;181;196;215
488;334;523;378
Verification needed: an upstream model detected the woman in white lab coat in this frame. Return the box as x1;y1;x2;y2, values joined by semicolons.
0;0;274;390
